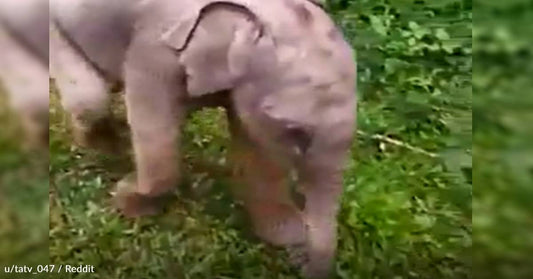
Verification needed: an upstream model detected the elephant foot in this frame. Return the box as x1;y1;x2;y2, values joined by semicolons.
248;202;306;246
113;174;174;218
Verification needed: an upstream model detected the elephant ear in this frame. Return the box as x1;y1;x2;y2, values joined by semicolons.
160;6;202;51
159;2;263;97
226;19;262;78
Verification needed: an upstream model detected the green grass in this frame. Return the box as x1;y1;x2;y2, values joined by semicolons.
48;106;471;278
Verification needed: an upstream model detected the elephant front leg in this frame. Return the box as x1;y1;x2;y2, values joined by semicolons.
236;153;306;247
114;52;184;218
227;110;306;246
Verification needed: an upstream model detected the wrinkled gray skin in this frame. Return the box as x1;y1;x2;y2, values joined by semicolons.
0;0;49;148
50;0;356;277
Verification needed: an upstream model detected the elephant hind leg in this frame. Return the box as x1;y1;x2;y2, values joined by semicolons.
227;108;306;247
50;25;119;153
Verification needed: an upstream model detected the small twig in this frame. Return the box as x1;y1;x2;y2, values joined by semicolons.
357;130;439;158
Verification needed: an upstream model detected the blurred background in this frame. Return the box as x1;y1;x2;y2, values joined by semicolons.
473;0;533;278
0;18;49;278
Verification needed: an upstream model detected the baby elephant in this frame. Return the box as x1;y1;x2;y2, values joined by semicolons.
50;0;356;277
